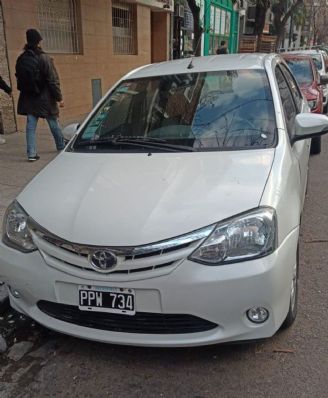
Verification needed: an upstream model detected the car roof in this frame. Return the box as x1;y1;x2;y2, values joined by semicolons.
281;53;316;68
287;49;324;57
126;54;275;79
281;53;312;60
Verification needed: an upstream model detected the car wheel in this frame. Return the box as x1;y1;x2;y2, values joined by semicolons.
310;136;321;155
281;246;299;329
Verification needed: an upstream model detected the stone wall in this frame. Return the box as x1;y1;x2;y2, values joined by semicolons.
0;2;16;134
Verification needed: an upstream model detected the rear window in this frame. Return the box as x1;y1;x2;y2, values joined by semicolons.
72;70;277;153
285;59;314;85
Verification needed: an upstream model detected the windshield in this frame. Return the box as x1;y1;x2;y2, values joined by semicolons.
285;59;314;85
72;70;276;152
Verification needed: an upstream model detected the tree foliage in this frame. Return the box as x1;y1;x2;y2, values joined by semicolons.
305;0;328;45
249;0;304;48
271;0;304;47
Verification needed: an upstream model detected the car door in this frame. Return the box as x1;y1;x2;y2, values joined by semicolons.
275;64;310;202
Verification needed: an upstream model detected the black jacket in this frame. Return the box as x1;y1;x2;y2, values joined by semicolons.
17;49;62;118
216;47;228;55
0;76;11;95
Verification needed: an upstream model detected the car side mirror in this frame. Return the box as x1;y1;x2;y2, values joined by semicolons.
319;74;328;85
293;113;328;143
62;123;80;142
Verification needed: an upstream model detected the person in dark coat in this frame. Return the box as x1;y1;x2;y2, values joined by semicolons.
16;28;65;161
216;40;229;55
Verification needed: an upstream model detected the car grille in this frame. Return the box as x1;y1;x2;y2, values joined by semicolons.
37;301;218;334
29;220;213;281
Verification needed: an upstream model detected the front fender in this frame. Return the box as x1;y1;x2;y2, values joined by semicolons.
260;130;302;246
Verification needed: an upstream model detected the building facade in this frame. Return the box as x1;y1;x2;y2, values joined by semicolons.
173;0;195;58
203;0;239;55
173;0;240;59
0;0;173;133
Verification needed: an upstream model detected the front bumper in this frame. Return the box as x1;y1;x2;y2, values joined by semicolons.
0;228;299;347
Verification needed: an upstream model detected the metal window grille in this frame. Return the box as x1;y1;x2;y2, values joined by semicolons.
183;4;194;31
112;1;137;55
37;0;81;54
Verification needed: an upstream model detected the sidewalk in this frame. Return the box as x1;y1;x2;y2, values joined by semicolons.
0;130;59;305
0;130;59;229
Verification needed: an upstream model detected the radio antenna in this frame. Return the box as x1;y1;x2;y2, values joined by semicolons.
187;32;203;70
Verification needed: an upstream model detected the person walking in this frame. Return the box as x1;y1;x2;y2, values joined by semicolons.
15;28;65;161
0;76;12;144
216;40;229;55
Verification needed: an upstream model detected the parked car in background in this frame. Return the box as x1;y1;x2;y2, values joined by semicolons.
1;54;328;347
282;53;326;154
288;49;328;114
314;45;328;68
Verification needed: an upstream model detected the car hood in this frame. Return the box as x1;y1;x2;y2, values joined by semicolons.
18;150;275;246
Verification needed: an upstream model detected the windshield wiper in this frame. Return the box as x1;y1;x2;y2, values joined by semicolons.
116;137;196;151
74;137;196;152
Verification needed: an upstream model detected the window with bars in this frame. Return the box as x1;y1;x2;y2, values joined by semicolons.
112;1;137;55
37;0;81;54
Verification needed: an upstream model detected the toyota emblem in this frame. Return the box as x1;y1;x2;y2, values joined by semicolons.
89;250;117;273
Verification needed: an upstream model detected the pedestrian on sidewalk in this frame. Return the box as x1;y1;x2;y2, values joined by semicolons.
0;76;12;145
216;41;229;55
15;28;65;161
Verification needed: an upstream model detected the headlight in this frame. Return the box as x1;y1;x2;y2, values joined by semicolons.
189;207;277;265
2;200;36;252
308;100;317;110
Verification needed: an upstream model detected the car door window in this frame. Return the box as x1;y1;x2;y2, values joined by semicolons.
280;64;303;111
275;66;297;139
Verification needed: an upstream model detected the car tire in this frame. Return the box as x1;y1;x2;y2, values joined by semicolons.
310;136;321;155
281;246;299;329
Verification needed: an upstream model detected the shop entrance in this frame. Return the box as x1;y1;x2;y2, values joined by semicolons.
151;11;170;63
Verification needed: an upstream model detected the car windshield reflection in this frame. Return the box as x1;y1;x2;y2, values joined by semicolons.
72;70;277;152
285;59;314;85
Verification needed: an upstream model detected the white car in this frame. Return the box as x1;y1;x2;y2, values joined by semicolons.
1;54;328;347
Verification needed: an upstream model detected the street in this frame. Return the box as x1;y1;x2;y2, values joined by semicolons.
0;131;327;398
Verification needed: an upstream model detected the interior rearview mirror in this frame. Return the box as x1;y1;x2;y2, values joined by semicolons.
293;113;328;143
62;123;80;142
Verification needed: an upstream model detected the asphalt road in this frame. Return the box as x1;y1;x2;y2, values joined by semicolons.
0;135;328;398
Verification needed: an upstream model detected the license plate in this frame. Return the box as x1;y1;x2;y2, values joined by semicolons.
78;285;135;315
